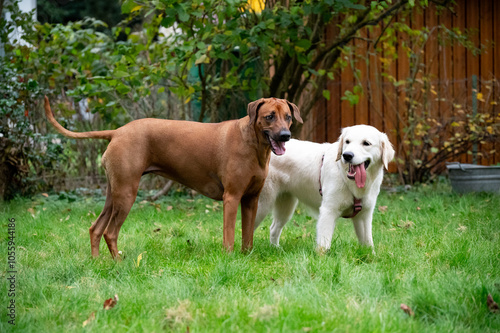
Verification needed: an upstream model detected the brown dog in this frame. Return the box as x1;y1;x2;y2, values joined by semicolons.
44;96;302;258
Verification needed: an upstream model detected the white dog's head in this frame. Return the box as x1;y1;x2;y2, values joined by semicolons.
335;125;395;188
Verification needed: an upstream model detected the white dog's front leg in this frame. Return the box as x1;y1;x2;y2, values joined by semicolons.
315;206;340;251
352;211;374;247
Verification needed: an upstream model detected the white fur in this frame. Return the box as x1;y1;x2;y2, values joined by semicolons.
255;125;395;250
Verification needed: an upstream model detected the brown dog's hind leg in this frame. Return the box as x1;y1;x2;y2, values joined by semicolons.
89;184;113;257
102;183;139;259
241;195;258;251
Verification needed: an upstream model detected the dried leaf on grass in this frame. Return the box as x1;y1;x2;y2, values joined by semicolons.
487;294;499;313
82;294;118;327
134;252;147;268
82;311;95;327
103;294;119;310
400;303;414;316
378;206;388;213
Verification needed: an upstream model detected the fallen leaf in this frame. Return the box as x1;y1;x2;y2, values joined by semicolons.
416;206;421;211
457;225;467;232
82;311;96;327
400;303;414;316
103;294;119;310
42;193;49;197
167;205;173;211
135;252;146;268
487;294;499;313
378;206;388;213
302;328;312;332
153;228;161;232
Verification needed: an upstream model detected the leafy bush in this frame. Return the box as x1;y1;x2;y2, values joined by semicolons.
0;1;63;200
3;0;481;198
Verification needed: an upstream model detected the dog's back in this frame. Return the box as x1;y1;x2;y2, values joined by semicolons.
255;139;331;235
268;139;331;208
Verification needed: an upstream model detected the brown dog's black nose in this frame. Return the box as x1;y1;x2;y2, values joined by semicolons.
343;152;354;162
279;130;291;142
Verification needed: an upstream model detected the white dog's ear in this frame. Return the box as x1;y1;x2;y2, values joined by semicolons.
381;133;395;170
336;131;345;162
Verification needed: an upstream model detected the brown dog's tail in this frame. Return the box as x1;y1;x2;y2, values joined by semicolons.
44;96;114;140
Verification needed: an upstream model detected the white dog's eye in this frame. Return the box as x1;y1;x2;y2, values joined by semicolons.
363;141;371;146
345;140;350;144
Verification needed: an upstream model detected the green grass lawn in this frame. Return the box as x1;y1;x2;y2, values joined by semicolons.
1;184;499;332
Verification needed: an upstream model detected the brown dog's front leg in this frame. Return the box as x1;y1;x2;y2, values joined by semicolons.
222;193;240;252
241;195;259;251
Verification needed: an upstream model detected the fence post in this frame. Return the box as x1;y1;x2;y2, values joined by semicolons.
472;75;478;165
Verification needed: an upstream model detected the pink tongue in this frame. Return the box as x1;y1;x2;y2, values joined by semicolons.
270;138;286;155
353;164;366;188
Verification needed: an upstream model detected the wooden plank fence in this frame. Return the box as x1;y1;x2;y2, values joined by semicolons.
307;0;500;171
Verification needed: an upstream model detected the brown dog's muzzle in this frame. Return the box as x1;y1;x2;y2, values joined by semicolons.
266;129;291;156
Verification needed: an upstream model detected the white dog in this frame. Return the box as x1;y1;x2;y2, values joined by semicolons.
255;125;395;250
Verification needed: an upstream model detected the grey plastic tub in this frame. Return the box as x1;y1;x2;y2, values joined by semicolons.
446;162;500;194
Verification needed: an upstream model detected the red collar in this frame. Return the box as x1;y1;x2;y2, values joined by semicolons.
319;155;325;196
342;197;362;218
319;154;362;218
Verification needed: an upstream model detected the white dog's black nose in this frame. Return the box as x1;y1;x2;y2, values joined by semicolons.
343;152;354;162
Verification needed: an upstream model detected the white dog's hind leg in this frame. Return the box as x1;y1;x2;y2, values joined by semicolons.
254;199;273;231
270;193;298;246
254;184;277;230
352;213;374;247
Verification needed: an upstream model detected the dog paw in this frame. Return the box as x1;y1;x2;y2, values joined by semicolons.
316;246;329;256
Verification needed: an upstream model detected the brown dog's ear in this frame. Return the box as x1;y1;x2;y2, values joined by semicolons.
247;98;265;125
381;133;395;170
286;101;303;123
336;130;345;162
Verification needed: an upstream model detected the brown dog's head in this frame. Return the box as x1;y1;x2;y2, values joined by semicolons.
247;98;303;155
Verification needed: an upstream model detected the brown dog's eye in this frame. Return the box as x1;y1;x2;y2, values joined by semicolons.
285;114;292;121
265;114;275;121
363;141;371;146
